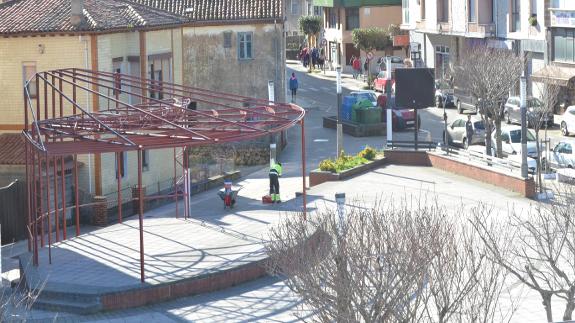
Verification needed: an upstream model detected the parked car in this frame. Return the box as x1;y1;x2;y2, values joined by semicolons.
378;95;421;130
372;72;394;93
503;96;554;128
350;91;379;107
491;125;542;159
444;117;486;149
435;80;455;109
377;55;404;73
560;105;575;136
549;140;575;169
453;85;479;114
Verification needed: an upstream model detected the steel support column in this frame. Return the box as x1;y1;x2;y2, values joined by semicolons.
301;118;307;220
137;148;145;283
74;154;80;237
117;152;123;223
45;154;52;264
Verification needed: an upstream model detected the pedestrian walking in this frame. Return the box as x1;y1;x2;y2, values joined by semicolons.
269;161;282;203
465;115;474;148
352;57;361;79
289;73;298;102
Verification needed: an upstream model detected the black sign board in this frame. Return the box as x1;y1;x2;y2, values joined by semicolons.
395;68;435;109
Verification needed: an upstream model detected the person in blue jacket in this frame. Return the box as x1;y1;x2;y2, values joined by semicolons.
289;73;298;102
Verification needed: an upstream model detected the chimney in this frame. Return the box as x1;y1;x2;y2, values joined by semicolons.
70;0;84;27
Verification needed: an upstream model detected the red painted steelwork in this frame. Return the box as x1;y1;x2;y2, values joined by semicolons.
22;69;306;283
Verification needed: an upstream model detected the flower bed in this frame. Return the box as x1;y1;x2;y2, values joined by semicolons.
310;147;386;187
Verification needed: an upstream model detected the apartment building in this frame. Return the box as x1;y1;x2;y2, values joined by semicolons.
315;0;402;72
532;0;575;109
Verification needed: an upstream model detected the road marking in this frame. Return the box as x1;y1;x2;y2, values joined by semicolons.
314;139;329;142
309;87;319;91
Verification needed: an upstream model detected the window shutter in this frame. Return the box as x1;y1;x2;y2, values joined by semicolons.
224;31;232;48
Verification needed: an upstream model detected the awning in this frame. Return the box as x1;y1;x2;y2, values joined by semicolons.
531;65;575;86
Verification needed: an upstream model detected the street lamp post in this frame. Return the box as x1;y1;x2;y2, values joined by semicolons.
385;57;393;146
336;67;343;156
520;76;528;178
443;93;449;155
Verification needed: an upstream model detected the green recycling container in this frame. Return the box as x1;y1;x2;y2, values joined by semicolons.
359;107;382;124
352;99;373;123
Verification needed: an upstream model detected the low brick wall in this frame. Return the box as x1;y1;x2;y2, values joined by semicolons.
101;260;267;311
383;150;432;166
427;153;536;198
383;150;536;198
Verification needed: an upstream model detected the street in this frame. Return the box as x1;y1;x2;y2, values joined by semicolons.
288;61;567;152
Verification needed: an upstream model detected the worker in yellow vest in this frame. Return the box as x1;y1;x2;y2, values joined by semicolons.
269;162;282;203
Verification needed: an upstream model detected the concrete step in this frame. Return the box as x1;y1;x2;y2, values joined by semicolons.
32;297;101;315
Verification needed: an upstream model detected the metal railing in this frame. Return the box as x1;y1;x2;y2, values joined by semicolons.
387;140;437;151
437;146;530;177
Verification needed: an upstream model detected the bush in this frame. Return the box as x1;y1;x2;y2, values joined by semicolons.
319;151;373;173
358;147;376;160
319;159;337;173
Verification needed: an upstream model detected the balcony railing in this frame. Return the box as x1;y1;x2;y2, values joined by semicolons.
467;23;495;37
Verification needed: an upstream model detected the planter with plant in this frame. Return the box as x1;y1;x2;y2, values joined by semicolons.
310;147;386;186
528;15;538;27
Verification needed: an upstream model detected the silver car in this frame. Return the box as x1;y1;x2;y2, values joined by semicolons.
444;117;486;149
550;140;575;169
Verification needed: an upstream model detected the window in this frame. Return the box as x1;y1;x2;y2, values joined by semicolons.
554;28;575;62
421;0;426;20
511;0;520;32
142;150;149;171
291;0;299;15
469;0;476;22
327;8;338;28
116;151;127;179
148;53;173;99
238;32;253;60
314;6;322;16
23;63;37;98
345;8;359;30
435;46;450;79
565;143;573;154
439;0;449;22
402;0;409;23
223;31;232;48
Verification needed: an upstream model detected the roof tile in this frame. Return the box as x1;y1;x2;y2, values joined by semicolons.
0;134;25;165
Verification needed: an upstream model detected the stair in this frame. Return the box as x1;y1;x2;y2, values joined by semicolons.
31;289;101;315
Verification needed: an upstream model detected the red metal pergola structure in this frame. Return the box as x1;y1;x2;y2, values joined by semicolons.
22;68;306;282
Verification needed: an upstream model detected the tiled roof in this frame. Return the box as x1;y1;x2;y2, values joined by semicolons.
0;0;186;34
130;0;283;21
0;134;25;165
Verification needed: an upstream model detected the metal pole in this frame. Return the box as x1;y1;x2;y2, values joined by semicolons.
45;155;52;264
385;57;393;146
117;152;122;223
336;66;343;156
174;147;178;219
61;157;67;240
53;157;59;242
335;193;346;236
301;119;307;220
137;148;145;283
414;109;419;151
39;154;44;248
26;141;31;252
520;76;528;178
32;149;38;266
74;154;80;237
443;96;449;155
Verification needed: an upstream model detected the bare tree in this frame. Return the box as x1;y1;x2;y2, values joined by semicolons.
267;197;517;323
266;199;444;322
471;188;575;322
453;46;524;157
531;76;561;192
